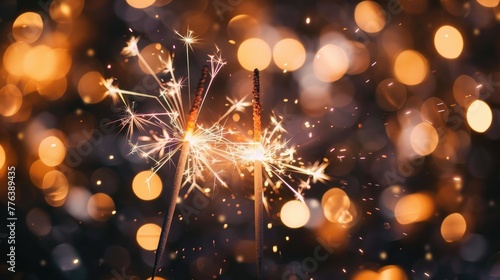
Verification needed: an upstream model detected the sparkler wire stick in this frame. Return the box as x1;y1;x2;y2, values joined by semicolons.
152;65;209;280
252;68;264;279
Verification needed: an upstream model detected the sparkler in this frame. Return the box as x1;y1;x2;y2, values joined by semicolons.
252;68;264;279
105;35;254;279
151;66;208;280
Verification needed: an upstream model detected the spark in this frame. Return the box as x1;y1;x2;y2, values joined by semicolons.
175;27;199;103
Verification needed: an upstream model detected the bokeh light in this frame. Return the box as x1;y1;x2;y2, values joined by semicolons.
0;84;23;117
410;122;439;156
26;208;52;236
138;43;170;74
132;170;163;200
354;1;386;33
78;71;108;104
23;45;57;81
375;79;407;111
441;213;467;242
3;42;31;76
227;15;261;43
378;265;408;280
453;75;478;107
322;188;352;224
460;234;488;262
38;135;66;167
476;0;500;7
272;38;306;72
313;44;349;82
467;100;492;133
394;193;434;224
0;145;5;169
3;1;500;278
30;159;54;188
393;50;429;86
64;186;92;221
42;170;69;207
351;270;379;280
49;0;84;22
52;244;81;271
126;0;155;9
280;200;310;228
434;25;463;59
346;41;370;75
88;193;116;222
136;223;161;250
237;38;272;71
420;97;449;128
12;12;44;44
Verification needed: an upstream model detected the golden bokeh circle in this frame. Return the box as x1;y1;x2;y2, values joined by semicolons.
132;170;163;200
136;223;161;250
12;12;44;44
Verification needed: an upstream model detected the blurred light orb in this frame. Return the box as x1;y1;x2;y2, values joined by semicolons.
138;43;170;74
88;193;116;222
49;0;84;22
0;145;5;169
30;159;54;188
460;234;488;262
42;170;69;207
52;244;81;271
49;48;72;79
313;44;348;82
12;12;44;44
132;170;163;200
393;50;429;85
0;84;23;117
434;25;463;59
280;200;310;228
420;97;449;128
23;45;57;81
299;85;331;117
476;0;500;7
64;187;92;221
346;41;370;75
375;79;407;111
322;188;352;224
304;199;325;229
467;100;492;133
378;265;408;280
26;208;52;236
453;75;478;107
273;38;306;72
39;136;66;167
354;1;386;33
410;122;439;156
3;42;31;76
352;270;379;280
136;223;161;250
227;15;261;42
441;213;467;242
238;38;272;71
37;77;68;101
78;71;108;104
126;0;155;9
395;193;434;224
